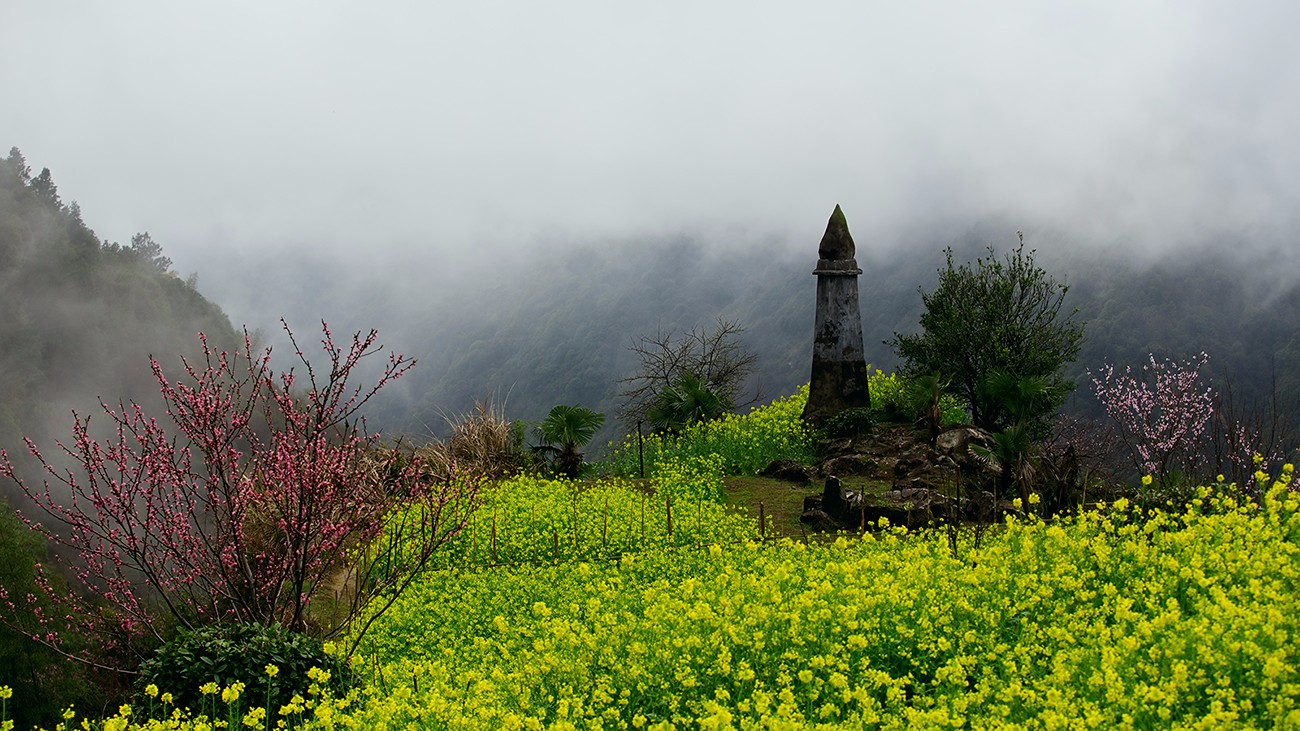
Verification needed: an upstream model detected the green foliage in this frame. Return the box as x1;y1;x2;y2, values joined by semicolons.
0;500;120;728
822;406;876;437
135;622;350;716
891;242;1084;433
867;369;967;426
646;373;730;434
972;423;1036;504
535;404;605;478
604;384;816;478
978;370;1065;436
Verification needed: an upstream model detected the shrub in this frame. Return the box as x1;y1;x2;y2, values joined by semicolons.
868;369;966;426
891;242;1084;432
0;499;121;728
135;622;350;716
822;407;876;437
535;404;606;478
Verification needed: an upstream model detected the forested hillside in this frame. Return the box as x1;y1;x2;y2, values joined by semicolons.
4;143;1296;459
0;149;238;480
338;229;1300;448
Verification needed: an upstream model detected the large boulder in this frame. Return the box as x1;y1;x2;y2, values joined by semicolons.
759;459;814;484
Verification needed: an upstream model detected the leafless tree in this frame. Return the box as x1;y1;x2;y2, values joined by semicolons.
617;317;760;428
1208;365;1300;488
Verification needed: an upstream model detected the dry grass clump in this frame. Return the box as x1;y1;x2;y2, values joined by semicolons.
416;399;530;480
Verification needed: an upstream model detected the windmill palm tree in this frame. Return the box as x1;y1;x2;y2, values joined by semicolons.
535;404;605;478
646;374;731;434
972;371;1061;509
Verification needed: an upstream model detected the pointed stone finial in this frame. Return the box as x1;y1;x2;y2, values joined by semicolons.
818;204;855;261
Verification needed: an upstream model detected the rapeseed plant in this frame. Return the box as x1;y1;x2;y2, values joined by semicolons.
605;385;816;478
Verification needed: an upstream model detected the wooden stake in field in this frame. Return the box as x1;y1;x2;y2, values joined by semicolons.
759;501;766;539
637;420;645;479
666;494;674;540
572;495;579;550
697;497;703;545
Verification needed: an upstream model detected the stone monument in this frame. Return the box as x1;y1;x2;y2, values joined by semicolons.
801;204;871;423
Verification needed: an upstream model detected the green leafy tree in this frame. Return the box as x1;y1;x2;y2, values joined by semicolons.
5;147;30;182
28;167;60;207
535;405;605;478
128;232;173;273
891;240;1084;433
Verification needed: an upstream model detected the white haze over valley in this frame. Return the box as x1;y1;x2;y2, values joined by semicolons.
4;1;1299;344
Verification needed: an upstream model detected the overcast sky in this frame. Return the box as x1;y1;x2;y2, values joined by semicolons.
4;1;1299;278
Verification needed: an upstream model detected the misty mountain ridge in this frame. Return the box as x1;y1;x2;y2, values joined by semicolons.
189;210;1300;451
4;148;1297;465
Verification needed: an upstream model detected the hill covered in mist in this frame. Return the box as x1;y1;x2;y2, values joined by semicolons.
0;149;239;473
4;145;1295;458
193;219;1300;451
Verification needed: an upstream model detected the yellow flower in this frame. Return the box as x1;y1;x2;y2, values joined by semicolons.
0;685;10;699
265;664;280;678
279;695;305;716
200;682;219;696
243;707;267;728
161;692;173;705
222;681;244;704
145;684;159;698
1141;475;1153;486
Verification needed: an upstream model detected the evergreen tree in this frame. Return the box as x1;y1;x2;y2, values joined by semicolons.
892;241;1084;433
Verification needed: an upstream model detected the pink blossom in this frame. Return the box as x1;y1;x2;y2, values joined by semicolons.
1090;352;1215;481
0;321;481;665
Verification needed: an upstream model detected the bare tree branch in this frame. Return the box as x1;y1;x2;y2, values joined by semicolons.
616;317;760;427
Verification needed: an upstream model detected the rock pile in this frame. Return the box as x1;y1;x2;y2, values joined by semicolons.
796;424;1019;532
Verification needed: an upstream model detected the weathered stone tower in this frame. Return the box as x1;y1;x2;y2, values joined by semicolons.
801;204;871;423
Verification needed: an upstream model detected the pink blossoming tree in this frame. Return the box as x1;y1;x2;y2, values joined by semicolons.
0;321;479;666
1089;352;1216;482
